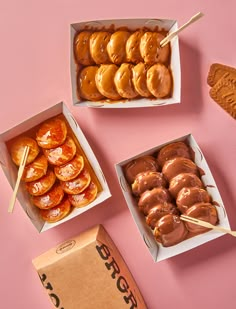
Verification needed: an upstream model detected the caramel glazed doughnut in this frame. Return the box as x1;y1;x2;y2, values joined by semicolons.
74;29;172;102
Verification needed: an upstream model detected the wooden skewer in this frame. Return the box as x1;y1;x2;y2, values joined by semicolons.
8;146;30;213
181;215;236;237
160;12;204;47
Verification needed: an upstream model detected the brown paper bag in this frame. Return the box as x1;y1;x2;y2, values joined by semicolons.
32;225;147;309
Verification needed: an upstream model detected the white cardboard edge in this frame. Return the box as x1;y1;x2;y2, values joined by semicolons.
0;102;111;233
115;133;230;262
70;18;181;109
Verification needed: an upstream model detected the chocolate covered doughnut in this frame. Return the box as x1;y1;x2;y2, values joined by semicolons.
176;187;211;214
154;214;188;247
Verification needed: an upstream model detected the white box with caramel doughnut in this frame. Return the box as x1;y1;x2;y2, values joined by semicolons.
70;18;181;108
0;102;111;232
115;134;230;262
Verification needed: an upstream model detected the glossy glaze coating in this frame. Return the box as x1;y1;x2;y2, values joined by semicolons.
95;64;121;100
10;136;39;166
185;203;219;233
124;155;158;184
132;62;152;97
146;203;179;229
169;172;203;198
36;118;67;149
114;63;138;99
60;168;91;194
154;214;188;247
74;31;94;66
78;66;104;101
131;171;167;196
43;136;76;166
54;154;84;181
162;157;199;181
21;154;48;182
140;32;170;65
126;30;144;63
176;187;211;213
138;187;172;215
89;31;111;64
107;30;130;64
25;169;56;196
157;142;191;167
146;63;172;98
68;181;98;208
32;183;64;209
39;197;71;223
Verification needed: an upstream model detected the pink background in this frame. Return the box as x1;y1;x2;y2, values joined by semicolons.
1;0;236;308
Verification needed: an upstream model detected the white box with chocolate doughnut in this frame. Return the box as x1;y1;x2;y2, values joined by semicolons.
115;134;230;262
70;18;181;108
0;102;111;232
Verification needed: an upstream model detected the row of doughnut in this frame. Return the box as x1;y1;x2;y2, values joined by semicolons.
78;63;172;102
74;30;170;66
9;117;98;223
124;141;219;247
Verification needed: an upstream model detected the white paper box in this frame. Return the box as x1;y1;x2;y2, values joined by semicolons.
115;134;230;262
70;18;181;108
0;102;111;232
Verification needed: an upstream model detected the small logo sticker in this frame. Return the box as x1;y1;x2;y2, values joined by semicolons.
56;240;76;254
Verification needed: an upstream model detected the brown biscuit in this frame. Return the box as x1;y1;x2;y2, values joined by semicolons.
207;63;236;87
209;72;236;119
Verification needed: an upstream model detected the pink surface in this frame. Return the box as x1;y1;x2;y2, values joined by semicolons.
0;0;236;308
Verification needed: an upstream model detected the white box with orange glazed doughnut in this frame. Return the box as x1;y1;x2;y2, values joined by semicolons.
0;102;111;232
70;18;181;108
115;134;230;262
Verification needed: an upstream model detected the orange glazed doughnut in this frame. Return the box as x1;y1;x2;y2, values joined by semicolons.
126;30;144;64
95;64;121;100
114;63;139;99
32;183;64;209
74;31;94;66
68;182;98;208
36;118;67;149
25;169;56;196
43;136;76;166
21;154;48;182
60;168;91;194
39;198;71;223
140;32;170;65
89;31;111;64
10;136;39;166
132;62;152;97
107;30;130;65
146;63;172;98
78;66;104;101
54;154;84;181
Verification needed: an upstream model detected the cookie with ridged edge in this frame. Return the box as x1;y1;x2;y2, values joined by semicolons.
207;63;236;87
209;72;236;119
